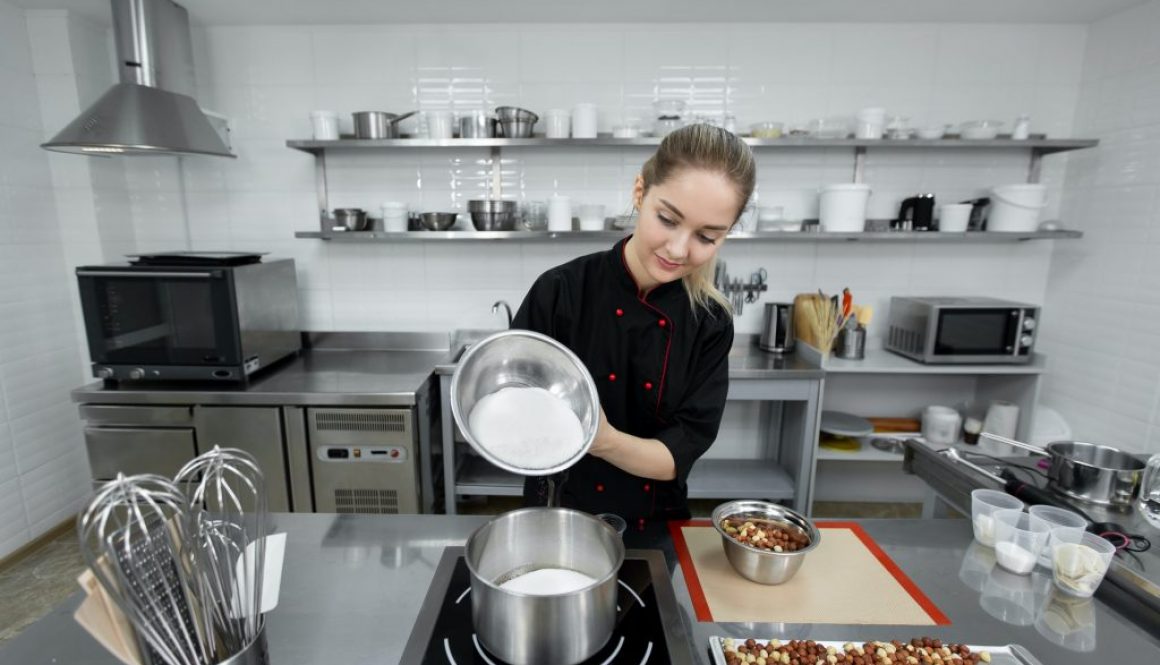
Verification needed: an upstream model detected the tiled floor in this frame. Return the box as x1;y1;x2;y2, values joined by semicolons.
0;501;924;645
0;529;87;644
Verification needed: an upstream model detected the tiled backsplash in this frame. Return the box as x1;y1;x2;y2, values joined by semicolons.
1040;1;1160;455
0;4;94;559
160;21;1088;335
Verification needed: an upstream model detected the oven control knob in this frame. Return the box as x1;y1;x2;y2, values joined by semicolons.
129;368;145;379
1022;318;1036;331
1020;335;1034;347
96;367;115;379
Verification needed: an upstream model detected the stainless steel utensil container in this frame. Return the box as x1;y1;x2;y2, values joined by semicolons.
712;499;821;585
459;111;496;138
469;199;517;230
835;326;866;360
758;302;795;353
466;508;624;665
449;329;600;476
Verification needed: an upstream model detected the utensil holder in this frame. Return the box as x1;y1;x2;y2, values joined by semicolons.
218;625;270;665
835;327;866;360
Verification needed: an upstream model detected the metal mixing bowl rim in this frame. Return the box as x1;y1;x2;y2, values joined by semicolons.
464;507;626;597
449;329;600;476
711;499;822;556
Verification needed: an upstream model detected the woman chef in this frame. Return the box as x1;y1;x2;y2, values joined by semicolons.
512;123;756;551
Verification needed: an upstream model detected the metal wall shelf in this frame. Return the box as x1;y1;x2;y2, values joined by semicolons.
286;136;1098;155
296;229;1082;243
289;133;1097;239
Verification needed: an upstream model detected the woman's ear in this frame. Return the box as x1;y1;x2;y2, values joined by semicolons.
632;174;645;210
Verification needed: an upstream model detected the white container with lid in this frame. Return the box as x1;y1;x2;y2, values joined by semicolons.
545;109;571;139
310;111;340;140
572;104;598;139
818;184;871;232
988;184;1046;232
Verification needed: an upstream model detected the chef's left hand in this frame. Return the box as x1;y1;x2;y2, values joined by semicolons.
587;407;619;458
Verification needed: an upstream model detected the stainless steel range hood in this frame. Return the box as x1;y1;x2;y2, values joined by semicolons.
41;0;234;158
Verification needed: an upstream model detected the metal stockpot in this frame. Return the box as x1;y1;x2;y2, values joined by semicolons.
981;433;1146;506
465;508;624;665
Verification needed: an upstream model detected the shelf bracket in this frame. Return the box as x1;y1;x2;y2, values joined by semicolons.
315;150;330;230
489;146;503;199
853;146;866;183
1027;149;1043;184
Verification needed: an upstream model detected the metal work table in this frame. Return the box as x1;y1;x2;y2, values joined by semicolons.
72;333;455;407
1;514;1156;665
905;437;1160;631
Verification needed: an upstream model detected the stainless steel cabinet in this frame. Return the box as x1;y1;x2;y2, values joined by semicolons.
82;405;196;482
193;406;291;512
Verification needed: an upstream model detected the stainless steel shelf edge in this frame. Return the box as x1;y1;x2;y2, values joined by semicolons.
286;137;1099;153
295;230;1083;243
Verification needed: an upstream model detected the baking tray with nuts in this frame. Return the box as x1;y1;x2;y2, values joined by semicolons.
709;636;1045;665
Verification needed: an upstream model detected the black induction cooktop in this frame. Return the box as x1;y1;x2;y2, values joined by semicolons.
400;547;695;665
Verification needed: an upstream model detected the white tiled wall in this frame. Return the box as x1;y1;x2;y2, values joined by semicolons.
0;3;93;559
1039;1;1160;456
148;21;1088;336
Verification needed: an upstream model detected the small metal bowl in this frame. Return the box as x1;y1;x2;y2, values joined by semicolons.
333;208;369;231
712;500;821;585
418;212;459;231
449;329;600;476
468;200;517;230
495;106;539;138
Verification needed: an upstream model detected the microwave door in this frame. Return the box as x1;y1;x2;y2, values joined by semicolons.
78;270;240;366
933;309;1020;358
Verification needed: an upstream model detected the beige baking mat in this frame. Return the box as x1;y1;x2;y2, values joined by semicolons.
670;521;949;625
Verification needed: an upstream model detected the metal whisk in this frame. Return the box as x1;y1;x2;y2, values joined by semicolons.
175;446;268;660
77;474;214;665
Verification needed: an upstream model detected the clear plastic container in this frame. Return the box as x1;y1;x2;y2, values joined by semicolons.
1028;505;1088;569
992;508;1050;575
971;489;1025;547
750;122;784;139
1050;530;1116;598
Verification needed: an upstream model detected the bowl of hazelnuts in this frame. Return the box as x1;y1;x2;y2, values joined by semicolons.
712;500;821;585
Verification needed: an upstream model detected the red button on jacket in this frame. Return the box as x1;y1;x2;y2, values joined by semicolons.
644;381;653;391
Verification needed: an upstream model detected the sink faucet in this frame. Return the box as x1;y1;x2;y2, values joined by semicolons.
492;300;513;328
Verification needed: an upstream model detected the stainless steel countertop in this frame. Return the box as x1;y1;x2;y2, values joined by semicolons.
72;333;456;407
2;514;1156;665
73;333;822;408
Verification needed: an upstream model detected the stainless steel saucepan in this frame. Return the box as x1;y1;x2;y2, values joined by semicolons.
352;110;418;139
465;508;623;665
980;432;1146;507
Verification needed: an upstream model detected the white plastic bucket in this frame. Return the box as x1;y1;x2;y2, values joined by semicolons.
988;184;1046;232
819;184;871;232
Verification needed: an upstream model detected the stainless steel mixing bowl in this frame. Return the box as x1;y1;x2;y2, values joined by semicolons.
712;499;821;585
469;199;518;230
449;329;600;476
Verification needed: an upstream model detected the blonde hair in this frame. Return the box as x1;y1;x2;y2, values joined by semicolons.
639;123;756;317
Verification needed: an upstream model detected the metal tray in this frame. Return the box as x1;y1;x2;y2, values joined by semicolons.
708;636;1044;665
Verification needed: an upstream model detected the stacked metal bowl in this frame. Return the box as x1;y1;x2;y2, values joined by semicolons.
468;200;518;230
496;106;539;138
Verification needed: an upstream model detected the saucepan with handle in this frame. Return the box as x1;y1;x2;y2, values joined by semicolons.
979;432;1146;507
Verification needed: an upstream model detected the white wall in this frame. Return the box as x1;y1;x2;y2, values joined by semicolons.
0;3;94;559
128;21;1089;337
1040;0;1160;455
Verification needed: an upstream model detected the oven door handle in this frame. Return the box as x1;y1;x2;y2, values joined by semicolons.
76;270;217;279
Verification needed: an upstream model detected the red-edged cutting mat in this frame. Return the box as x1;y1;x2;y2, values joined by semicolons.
669;521;950;625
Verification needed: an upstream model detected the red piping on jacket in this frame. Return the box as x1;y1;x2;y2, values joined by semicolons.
619;241;673;416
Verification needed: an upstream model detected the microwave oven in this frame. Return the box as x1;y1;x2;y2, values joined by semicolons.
885;296;1039;364
77;255;301;382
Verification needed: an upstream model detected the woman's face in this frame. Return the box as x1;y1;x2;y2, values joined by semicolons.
630;168;739;288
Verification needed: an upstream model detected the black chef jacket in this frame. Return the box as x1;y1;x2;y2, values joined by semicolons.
512;237;733;535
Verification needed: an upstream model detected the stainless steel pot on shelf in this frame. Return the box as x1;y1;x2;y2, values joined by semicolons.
465;508;624;665
981;433;1146;507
